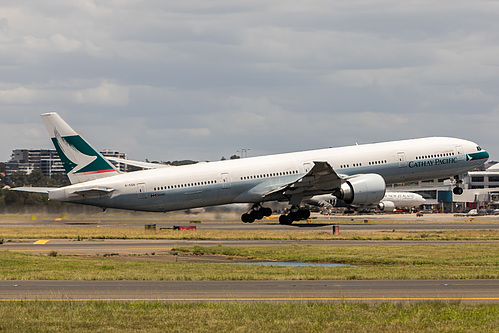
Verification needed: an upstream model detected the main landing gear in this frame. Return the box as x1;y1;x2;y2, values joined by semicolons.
453;175;464;195
278;206;310;225
241;204;273;223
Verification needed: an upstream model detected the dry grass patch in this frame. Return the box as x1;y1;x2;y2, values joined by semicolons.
1;226;499;241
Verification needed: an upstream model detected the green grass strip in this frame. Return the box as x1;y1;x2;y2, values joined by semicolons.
1;243;497;280
0;301;497;332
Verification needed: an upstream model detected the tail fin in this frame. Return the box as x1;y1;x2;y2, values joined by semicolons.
41;112;119;184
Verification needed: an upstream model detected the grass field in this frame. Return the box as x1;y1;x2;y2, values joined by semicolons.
1;242;497;280
1;214;498;331
0;301;497;332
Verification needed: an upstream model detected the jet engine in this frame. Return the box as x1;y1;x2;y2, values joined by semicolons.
378;200;396;212
335;173;386;205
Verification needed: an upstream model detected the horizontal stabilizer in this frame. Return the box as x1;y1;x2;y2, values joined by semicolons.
10;187;58;194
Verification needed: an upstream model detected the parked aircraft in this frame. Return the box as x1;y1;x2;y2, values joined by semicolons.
307;192;426;213
13;113;489;224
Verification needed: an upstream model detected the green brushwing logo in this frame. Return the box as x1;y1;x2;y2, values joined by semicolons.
51;132;114;175
466;151;489;161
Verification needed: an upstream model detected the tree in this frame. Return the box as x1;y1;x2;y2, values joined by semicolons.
51;173;70;186
2;169;55;207
9;169;59;187
3;190;28;206
27;169;46;186
165;160;198;166
9;171;28;188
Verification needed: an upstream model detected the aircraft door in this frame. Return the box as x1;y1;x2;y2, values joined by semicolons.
397;152;407;168
303;162;312;173
221;172;231;189
137;183;147;199
456;146;465;161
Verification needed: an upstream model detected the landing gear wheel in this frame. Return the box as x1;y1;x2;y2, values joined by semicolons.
241;204;273;223
241;213;255;223
262;207;273;217
453;187;464;195
279;214;293;225
299;209;311;220
286;212;297;222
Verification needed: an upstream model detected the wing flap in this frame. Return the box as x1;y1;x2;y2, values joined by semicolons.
72;187;115;196
264;161;342;201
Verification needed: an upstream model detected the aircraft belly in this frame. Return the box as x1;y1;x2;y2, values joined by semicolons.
96;183;258;212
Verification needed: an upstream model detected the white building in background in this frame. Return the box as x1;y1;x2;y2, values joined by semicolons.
391;161;499;212
464;162;499;189
5;148;127;184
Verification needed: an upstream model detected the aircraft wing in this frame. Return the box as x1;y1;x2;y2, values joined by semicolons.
10;187;58;194
106;157;171;170
263;161;342;203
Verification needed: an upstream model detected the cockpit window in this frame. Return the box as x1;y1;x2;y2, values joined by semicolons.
477;146;482;151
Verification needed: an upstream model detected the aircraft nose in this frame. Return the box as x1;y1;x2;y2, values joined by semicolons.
467;149;489;161
479;149;490;161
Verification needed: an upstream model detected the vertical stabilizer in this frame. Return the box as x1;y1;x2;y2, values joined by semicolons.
41;112;119;184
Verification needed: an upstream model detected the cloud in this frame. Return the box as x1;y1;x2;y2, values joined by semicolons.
73;81;130;106
0;81;129;106
1;1;499;162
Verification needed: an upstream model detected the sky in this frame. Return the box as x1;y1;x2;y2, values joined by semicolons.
2;1;499;163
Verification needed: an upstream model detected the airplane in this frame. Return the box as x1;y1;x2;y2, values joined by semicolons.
306;191;426;213
12;112;489;224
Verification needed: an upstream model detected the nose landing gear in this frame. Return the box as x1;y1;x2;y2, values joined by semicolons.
453;175;464;195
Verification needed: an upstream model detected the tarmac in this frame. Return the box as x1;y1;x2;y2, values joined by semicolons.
1;280;498;304
1;212;498;303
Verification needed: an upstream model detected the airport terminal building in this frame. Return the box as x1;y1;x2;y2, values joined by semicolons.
393;162;499;213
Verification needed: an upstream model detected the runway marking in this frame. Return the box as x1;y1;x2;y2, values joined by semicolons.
1;297;498;302
33;240;50;245
9;247;173;252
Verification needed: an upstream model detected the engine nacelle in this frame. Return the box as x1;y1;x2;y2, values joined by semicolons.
378;200;396;212
336;174;386;205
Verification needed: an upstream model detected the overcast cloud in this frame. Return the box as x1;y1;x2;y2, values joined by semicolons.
1;1;499;162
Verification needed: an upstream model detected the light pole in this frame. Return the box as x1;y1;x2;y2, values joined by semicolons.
237;148;250;158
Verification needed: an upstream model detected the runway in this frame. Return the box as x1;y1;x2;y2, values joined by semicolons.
2;212;499;231
1;280;497;303
3;238;498;256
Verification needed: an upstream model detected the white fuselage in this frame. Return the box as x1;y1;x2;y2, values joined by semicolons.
48;137;487;212
382;192;426;209
308;191;425;209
